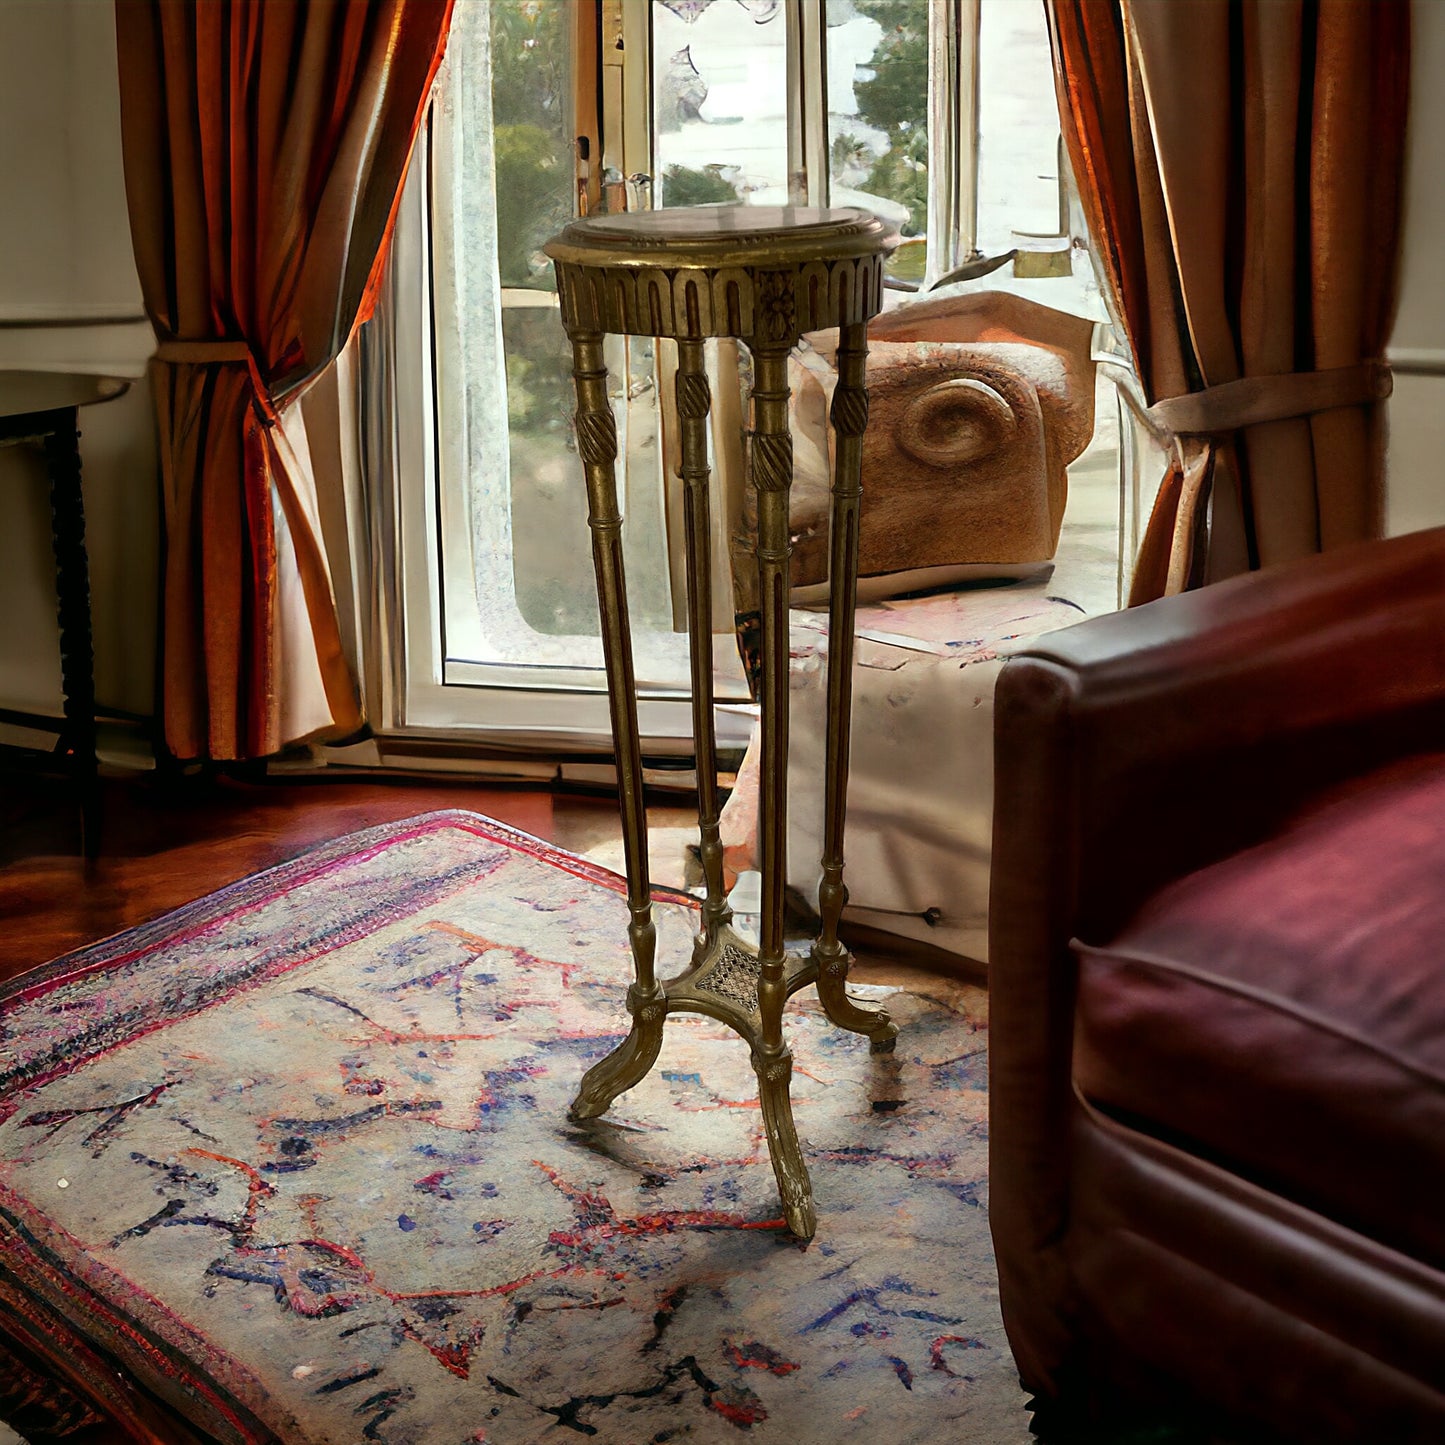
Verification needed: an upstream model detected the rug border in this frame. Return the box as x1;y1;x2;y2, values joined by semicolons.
0;1181;280;1445
1;808;697;1014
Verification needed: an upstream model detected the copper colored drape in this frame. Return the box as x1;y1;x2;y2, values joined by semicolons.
116;0;453;760
1047;0;1410;602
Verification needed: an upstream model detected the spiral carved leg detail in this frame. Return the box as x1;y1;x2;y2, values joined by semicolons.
752;1047;816;1240
815;946;898;1053
568;985;667;1122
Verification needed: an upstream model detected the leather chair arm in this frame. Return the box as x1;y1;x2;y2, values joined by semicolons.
999;524;1445;940
987;525;1445;1392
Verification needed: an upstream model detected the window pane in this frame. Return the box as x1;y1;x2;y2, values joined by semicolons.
433;0;690;687
652;0;789;207
490;0;574;290
500;304;595;636
826;0;929;284
976;0;1064;250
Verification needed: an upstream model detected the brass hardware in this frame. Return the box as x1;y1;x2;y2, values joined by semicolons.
576;136;592;218
1011;241;1074;279
601;0;624;62
545;206;899;1240
847;902;945;928
925;249;1017;291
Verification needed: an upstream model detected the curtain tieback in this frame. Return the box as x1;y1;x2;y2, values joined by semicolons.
153;338;280;426
1146;360;1392;438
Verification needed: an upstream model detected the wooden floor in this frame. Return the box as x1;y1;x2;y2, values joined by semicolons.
1;759;977;997
0;765;615;988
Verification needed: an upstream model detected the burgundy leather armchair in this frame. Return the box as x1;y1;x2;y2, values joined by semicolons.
988;527;1445;1441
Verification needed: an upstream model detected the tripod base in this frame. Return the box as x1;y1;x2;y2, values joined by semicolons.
567;924;897;1240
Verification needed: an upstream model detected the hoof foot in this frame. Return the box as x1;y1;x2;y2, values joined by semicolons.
784;1196;817;1241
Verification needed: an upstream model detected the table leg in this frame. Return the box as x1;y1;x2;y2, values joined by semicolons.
676;340;732;957
749;340;815;1240
43;411;100;860
812;323;896;1051
564;332;666;1122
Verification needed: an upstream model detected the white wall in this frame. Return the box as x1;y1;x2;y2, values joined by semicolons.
1385;0;1445;537
0;0;156;725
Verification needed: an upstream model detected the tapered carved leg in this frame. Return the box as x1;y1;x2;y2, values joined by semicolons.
752;1045;816;1240
748;335;820;1235
569;982;668;1121
676;339;731;960
811;321;896;1053
750;339;792;994
564;330;662;1121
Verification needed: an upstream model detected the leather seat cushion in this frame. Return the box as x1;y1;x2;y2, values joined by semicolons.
1073;751;1445;1269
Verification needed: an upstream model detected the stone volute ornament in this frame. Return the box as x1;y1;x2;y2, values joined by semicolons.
544;206;899;1240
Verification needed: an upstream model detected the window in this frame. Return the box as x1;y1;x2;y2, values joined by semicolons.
385;0;1089;754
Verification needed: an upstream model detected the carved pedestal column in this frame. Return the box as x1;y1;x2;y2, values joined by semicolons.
545;207;898;1239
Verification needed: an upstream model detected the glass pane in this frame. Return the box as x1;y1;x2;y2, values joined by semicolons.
976;0;1064;251
652;0;789;207
500;305;594;636
434;0;690;686
826;0;929;284
490;0;574;290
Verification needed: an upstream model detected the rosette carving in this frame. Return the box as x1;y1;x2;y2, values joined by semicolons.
755;270;796;345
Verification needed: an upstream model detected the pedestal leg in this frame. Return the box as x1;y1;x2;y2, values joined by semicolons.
752;1046;816;1240
571;982;667;1122
810;323;896;1052
676;340;731;958
750;339;816;1239
43;412;100;860
564;332;665;1123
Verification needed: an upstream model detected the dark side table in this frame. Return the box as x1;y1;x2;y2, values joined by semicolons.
0;371;129;858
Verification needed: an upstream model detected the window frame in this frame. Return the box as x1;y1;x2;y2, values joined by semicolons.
379;0;1042;755
380;117;758;754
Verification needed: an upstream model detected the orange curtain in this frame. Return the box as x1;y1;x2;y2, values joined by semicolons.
1047;0;1410;603
115;0;453;760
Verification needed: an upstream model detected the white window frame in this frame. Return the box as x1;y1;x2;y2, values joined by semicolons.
379;124;755;755
380;0;1066;755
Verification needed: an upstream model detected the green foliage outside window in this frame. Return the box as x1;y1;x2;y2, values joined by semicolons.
661;163;742;208
849;0;930;239
491;0;571;289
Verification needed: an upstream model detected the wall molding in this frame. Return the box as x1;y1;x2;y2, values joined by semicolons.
0;306;147;328
1385;347;1445;377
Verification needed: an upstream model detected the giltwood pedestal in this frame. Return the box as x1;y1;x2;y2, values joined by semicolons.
544;206;899;1239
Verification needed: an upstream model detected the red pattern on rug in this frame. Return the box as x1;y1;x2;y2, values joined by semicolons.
0;811;1016;1443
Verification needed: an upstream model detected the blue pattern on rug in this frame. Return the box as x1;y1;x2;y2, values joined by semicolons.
0;812;1024;1443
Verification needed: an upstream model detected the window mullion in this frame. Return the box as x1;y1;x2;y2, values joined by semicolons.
608;0;653;206
926;0;981;286
786;0;829;207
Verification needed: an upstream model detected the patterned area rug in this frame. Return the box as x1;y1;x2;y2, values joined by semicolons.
0;812;1026;1443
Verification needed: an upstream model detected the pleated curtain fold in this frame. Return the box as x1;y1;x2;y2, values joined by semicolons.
115;0;453;760
1047;0;1410;603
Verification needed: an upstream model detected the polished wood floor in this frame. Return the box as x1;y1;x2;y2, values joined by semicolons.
0;766;596;987
1;760;978;999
